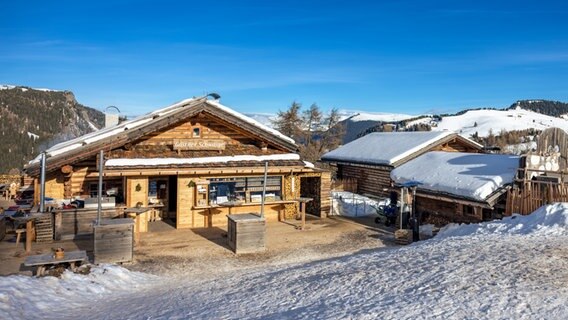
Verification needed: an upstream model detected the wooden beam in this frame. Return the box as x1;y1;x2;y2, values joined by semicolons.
89;166;315;177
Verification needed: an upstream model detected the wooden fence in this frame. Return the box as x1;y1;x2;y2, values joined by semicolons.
506;180;568;215
330;178;358;193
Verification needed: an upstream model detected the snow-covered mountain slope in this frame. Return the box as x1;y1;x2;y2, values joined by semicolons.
245;110;414;129
243;113;277;128
3;204;568;319
244;106;568;143
344;111;414;122
0;84;61;92
433;107;568;138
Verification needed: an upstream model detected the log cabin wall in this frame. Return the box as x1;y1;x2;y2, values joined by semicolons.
45;172;65;200
137;113;257;147
59;159;100;199
416;196;486;225
338;164;393;198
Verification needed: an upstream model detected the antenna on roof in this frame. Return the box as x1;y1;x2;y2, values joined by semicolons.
207;92;221;101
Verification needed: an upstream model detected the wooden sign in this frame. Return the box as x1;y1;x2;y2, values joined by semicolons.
173;139;226;151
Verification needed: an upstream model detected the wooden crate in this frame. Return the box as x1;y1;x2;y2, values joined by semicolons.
227;213;266;254
93;218;134;264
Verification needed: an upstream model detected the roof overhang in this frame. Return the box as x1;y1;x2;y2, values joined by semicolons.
393;183;512;209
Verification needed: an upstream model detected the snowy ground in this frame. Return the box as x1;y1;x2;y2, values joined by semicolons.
331;191;389;217
3;204;568;319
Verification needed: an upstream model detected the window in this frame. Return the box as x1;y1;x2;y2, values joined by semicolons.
207;176;282;205
87;180;123;203
463;205;474;216
89;182;106;198
192;127;201;137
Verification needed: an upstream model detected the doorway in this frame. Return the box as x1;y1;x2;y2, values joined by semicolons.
300;177;321;217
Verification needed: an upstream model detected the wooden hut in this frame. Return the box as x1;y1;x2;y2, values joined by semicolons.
391;151;520;224
24;95;331;232
321;131;482;198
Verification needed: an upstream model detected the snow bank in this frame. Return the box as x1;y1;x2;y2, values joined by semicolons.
437;203;568;239
331;191;388;217
0;264;158;319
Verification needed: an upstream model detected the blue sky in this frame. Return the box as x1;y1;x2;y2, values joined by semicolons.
1;0;567;117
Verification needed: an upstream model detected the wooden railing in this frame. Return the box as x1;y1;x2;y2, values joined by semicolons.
53;207;126;240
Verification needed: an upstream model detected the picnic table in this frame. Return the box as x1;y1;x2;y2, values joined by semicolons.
24;250;88;276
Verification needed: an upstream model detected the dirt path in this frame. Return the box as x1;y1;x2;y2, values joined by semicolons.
0;215;395;277
124;216;395;278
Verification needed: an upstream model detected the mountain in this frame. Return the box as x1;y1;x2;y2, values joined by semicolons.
243;113;277;128
0;85;104;173
433;107;568;138
249;100;568;150
246;110;416;143
507;100;568;118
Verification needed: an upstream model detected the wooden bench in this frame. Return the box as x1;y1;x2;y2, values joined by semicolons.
24;250;88;276
15;229;26;245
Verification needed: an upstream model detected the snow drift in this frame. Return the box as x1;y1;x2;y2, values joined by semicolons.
438;203;568;239
0;264;157;319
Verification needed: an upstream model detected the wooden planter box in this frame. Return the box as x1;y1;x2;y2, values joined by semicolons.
93;218;134;264
227;213;266;254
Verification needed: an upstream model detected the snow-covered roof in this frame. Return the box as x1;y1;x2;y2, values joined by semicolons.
322;131;464;166
391;151;520;202
28;97;295;166
105;154;302;167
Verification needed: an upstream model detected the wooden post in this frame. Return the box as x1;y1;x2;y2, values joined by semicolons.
25;220;33;253
301;202;306;231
